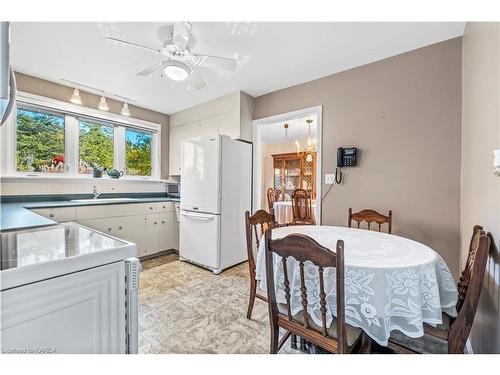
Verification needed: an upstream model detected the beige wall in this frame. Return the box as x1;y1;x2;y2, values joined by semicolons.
14;72;170;180
254;38;463;276
461;22;500;353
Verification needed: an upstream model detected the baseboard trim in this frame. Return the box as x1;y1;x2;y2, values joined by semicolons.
139;248;178;261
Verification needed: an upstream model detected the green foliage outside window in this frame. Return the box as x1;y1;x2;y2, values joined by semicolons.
16;108;65;173
15;107;154;177
125;129;152;176
79;120;114;174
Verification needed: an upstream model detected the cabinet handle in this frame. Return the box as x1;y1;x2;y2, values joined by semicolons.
161;220;165;224
163;205;166;209
49;213;55;218
119;226;123;230
149;207;153;210
108;227;112;231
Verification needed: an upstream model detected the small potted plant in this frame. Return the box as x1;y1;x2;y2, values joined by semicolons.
89;162;104;178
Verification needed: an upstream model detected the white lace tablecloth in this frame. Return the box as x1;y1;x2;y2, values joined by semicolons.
273;201;317;225
255;225;458;346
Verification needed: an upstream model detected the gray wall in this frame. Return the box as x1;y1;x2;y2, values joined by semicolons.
461;22;500;353
254;38;463;276
14;72;170;179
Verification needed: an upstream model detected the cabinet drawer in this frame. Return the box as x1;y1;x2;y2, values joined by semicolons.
157;202;175;212
30;207;77;222
76;203;152;220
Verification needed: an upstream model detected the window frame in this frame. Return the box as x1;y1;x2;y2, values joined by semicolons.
2;91;162;181
14;104;67;175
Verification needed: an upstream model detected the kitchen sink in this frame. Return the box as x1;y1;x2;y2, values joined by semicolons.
71;198;139;203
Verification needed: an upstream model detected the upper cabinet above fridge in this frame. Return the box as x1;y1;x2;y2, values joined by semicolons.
168;91;254;176
0;22;16;127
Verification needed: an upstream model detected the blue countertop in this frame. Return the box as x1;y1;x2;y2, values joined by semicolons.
0;196;180;232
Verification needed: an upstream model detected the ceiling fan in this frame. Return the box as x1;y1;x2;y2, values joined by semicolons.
106;22;237;90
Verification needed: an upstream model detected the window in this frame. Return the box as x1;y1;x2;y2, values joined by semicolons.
125;128;152;176
16;107;65;173
79;120;114;174
6;95;161;180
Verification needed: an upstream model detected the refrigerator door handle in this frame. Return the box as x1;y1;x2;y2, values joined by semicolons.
181;212;215;221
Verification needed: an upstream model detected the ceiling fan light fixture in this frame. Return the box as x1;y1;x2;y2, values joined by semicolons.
98;96;109;112
163;61;190;81
121;102;130;116
70;89;82;105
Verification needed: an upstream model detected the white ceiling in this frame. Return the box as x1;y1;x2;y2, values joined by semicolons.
261;114;317;144
11;22;465;114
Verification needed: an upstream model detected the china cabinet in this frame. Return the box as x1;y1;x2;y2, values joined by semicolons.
272;152;316;201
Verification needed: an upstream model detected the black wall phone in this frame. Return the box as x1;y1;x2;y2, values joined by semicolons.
335;147;357;183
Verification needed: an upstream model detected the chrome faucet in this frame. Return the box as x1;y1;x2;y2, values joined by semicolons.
92;185;103;200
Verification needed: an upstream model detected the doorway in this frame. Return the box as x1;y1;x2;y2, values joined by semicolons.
252;106;323;224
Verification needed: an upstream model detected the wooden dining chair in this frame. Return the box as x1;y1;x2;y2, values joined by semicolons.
264;231;369;354
267;188;277;212
245;210;275;320
387;225;491;354
348;208;392;234
291;189;315;225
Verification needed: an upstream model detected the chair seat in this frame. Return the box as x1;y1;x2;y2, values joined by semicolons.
388;313;452;354
278;304;362;347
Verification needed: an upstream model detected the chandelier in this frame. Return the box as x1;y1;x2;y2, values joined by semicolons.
295;119;317;162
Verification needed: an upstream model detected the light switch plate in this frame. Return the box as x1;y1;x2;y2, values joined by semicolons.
325;174;336;184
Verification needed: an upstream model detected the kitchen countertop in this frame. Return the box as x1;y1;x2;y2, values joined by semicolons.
0;195;180;232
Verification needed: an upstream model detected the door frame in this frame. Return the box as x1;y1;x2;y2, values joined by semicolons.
252;105;323;224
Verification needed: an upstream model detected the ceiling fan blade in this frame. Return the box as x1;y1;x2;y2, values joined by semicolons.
137;61;168;77
106;36;165;56
195;54;237;72
188;70;206;90
173;22;192;51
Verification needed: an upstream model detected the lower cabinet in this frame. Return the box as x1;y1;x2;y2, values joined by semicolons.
78;215;146;256
144;213;160;258
159;212;178;252
51;202;181;259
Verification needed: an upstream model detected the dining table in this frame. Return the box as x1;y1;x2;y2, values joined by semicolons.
255;225;458;346
273;200;317;225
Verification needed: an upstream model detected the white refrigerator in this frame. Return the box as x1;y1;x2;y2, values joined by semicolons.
180;135;252;274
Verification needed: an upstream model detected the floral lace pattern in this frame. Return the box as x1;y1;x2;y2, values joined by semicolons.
255;226;458;346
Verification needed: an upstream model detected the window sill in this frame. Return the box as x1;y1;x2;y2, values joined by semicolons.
0;174;166;184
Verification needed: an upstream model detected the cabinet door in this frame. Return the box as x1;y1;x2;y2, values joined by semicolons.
199;117;219;138
158;212;177;251
113;216;146;258
30;207;77;222
78;218;114;235
1;262;126;354
78;216;146;258
217;111;240;139
144;213;160;257
169;122;199;176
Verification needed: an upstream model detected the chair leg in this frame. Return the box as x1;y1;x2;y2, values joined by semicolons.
246;277;257;320
300;337;306;351
270;324;279;354
291;334;297;349
278;331;291;351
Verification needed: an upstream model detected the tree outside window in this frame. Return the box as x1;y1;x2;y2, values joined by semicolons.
16;108;65;173
79;120;114;174
125;128;152;176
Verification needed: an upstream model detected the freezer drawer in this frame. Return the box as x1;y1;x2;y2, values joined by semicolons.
179;211;220;270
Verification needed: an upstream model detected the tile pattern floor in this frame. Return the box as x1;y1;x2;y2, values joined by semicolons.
139;254;297;354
